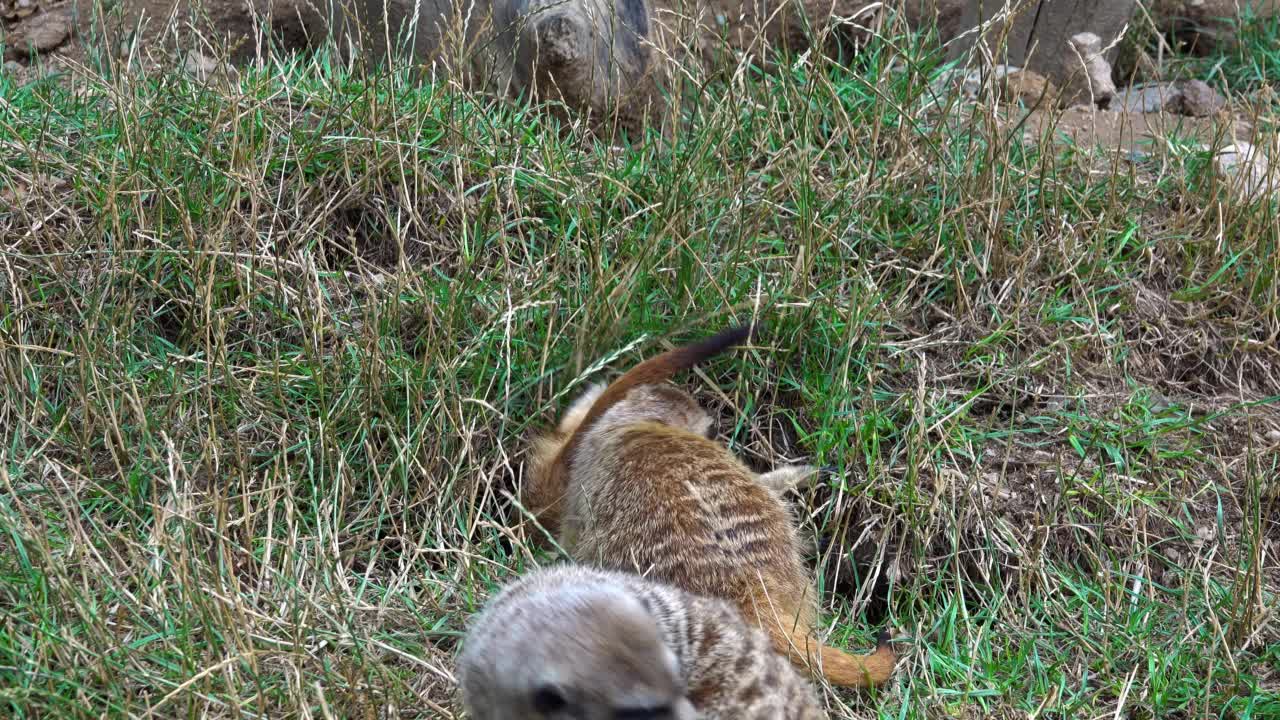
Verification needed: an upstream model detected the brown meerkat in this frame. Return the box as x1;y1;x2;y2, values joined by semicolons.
521;324;898;690
457;564;825;719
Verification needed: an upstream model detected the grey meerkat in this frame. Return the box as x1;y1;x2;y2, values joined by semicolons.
457;564;826;719
522;324;898;689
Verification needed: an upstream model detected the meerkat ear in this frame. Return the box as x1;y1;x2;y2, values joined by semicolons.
557;382;607;434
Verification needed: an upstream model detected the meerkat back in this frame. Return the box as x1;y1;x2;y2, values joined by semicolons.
457;564;825;720
522;326;898;690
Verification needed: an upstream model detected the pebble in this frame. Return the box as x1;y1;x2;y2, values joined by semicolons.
1214;141;1278;200
1113;80;1225;116
959;64;1019;99
182;51;238;83
1178;79;1225;117
1115;83;1180;113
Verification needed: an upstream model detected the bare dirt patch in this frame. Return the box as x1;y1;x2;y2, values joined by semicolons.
1023;103;1252;153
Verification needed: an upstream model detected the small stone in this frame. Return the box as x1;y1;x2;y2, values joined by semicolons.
2;60;22;75
1214;141;1278;200
1265;429;1280;443
1;0;37;21
1003;69;1058;108
183;53;218;79
182;52;237;82
2;9;73;61
1115;83;1181;113
958;64;1022;100
1177;79;1225;117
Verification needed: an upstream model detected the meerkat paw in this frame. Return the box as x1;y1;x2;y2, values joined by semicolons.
757;464;823;493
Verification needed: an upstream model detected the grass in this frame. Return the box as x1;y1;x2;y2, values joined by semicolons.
1181;11;1280;93
1;9;1278;719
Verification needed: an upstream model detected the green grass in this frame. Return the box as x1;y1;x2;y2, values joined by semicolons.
1159;11;1280;131
1;17;1278;720
1187;11;1280;93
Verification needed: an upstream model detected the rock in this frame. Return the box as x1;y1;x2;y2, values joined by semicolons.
1113;80;1225;116
1177;79;1224;117
1003;69;1058;106
3;60;22;75
1107;42;1163;85
182;53;217;78
181;52;238;82
320;0;659;131
1214;142;1278;200
1;0;38;21
1060;32;1117;108
902;0;966;43
947;0;1136;95
958;64;1018;99
1266;429;1280;443
2;8;73;61
945;64;1060;107
1115;83;1182;113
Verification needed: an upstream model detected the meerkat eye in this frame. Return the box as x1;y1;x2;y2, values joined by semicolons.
531;684;569;714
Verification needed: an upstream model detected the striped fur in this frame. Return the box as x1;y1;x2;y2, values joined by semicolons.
457;565;824;720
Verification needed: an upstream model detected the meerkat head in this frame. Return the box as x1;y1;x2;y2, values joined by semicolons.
458;572;695;720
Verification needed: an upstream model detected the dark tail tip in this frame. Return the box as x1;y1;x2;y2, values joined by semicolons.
876;629;893;648
677;322;758;363
715;322;757;348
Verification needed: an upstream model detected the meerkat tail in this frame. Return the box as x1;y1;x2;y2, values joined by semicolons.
770;622;897;689
549;323;757;479
812;630;897;689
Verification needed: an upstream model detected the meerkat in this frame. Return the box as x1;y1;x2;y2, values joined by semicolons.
457;564;825;719
521;325;898;690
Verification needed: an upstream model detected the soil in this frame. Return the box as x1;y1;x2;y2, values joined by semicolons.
1022;103;1251;153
